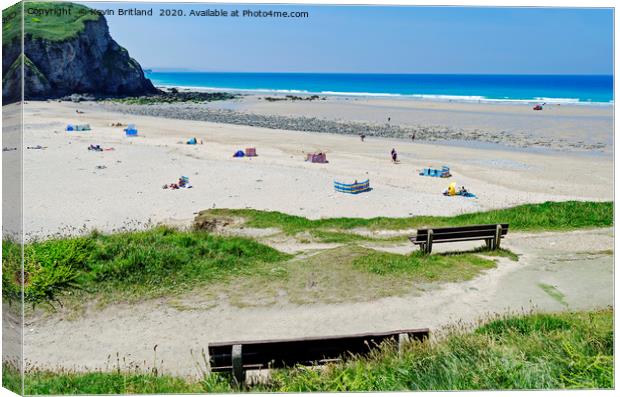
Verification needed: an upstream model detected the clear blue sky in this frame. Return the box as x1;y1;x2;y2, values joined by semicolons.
82;2;613;74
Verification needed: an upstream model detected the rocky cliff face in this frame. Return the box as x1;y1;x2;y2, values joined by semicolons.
2;10;158;103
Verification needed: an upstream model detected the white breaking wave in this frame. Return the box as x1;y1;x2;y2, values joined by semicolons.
152;83;612;106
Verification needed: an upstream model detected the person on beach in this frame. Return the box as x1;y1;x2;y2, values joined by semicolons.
411;133;416;141
391;148;398;163
360;133;366;142
387;117;391;123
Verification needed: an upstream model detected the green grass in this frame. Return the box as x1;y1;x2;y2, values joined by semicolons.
22;371;209;395
353;250;496;281
3;2;101;43
4;231;506;308
2;361;22;395
212;245;504;307
539;283;568;307
18;309;613;393
2;226;290;307
199;201;613;236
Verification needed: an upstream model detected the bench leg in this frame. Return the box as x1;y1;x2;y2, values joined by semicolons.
485;238;493;250
495;225;502;250
419;243;426;253
232;344;245;386
398;333;410;357
426;230;433;254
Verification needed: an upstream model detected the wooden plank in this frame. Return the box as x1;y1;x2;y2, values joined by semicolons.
209;328;429;371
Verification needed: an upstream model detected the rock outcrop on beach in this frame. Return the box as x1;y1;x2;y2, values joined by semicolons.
2;2;157;103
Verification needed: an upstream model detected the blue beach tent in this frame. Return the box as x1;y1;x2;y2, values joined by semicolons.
124;124;138;136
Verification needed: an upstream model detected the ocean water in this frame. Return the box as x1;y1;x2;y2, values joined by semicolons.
146;72;613;104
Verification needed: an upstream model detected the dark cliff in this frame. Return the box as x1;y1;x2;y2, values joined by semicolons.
2;2;158;103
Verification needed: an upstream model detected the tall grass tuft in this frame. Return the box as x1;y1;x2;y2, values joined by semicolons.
3;227;290;307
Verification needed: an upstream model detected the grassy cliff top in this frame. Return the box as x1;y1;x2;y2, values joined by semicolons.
3;1;100;44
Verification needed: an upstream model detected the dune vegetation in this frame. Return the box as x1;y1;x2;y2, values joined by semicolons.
200;201;613;235
7;308;612;393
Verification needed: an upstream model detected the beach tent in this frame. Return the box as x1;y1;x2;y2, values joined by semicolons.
233;150;245;158
306;153;328;163
245;148;257;157
124;124;138;136
334;179;371;194
446;182;457;196
187;137;197;145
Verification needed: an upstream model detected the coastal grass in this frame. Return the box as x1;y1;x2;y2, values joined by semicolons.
3;2;100;43
353;250;496;280
265;308;613;391
20;309;613;393
217;245;502;307
3;228;508;308
200;201;613;236
22;371;208;395
2;361;22;395
2;226;290;307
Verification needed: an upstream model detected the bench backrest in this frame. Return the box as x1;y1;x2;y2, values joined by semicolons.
208;328;429;371
412;224;509;244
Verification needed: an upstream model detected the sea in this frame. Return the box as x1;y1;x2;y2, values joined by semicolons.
145;72;613;105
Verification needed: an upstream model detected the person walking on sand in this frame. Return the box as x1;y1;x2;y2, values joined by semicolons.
411;133;416;141
391;148;398;163
360;133;366;142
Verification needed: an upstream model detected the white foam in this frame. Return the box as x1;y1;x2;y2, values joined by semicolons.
152;84;612;106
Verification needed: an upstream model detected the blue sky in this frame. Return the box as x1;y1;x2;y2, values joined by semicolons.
82;2;613;74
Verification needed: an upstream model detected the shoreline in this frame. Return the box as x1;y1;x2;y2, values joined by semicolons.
98;97;612;155
152;84;615;107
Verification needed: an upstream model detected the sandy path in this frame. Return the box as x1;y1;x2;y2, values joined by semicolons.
18;101;612;238
22;228;613;377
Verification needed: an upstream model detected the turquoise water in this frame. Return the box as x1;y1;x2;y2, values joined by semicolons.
146;72;613;104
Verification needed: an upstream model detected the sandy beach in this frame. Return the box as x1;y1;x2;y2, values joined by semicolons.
17;96;613;238
4;94;612;377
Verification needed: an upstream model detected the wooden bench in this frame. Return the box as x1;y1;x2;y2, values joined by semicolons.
409;224;509;254
208;328;429;383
